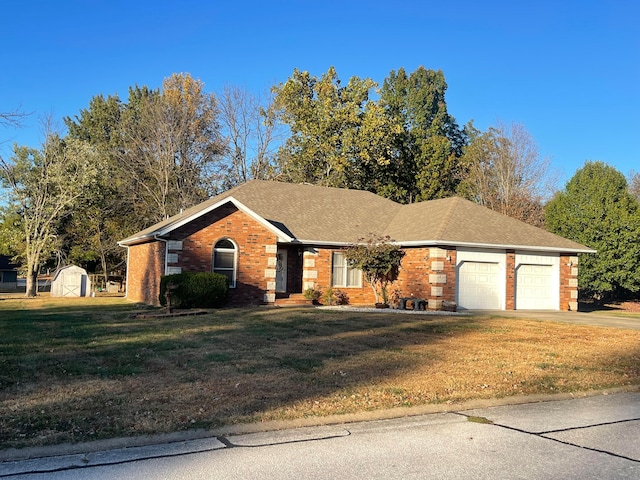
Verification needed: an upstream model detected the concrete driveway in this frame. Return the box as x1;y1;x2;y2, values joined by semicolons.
466;309;640;330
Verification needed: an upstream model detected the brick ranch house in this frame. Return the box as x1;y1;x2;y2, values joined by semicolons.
118;180;594;311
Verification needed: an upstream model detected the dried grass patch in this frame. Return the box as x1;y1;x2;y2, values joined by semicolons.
1;299;639;449
260;319;639;420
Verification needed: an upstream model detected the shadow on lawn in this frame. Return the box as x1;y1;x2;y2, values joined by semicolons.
0;304;480;446
1;303;638;449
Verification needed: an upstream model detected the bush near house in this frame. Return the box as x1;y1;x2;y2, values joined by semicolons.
321;287;349;306
159;272;228;308
344;234;405;304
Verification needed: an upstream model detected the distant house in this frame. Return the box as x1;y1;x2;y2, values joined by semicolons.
119;180;594;311
0;255;18;292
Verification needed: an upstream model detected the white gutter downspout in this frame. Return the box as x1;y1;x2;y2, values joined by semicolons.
154;235;169;275
123;246;130;299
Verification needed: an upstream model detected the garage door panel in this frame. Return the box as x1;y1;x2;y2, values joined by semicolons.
516;264;554;310
458;262;500;310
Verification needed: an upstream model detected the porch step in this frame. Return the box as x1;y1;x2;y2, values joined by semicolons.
274;293;314;307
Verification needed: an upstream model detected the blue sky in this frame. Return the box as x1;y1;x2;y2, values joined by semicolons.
1;0;638;185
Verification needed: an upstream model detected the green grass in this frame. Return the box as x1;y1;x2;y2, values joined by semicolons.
467;415;494;424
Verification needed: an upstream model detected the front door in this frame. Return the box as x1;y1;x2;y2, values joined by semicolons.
275;250;287;292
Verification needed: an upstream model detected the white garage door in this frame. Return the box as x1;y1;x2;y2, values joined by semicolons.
458;261;501;309
516;264;555;310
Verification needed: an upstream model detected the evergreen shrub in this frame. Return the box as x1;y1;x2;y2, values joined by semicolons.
159;272;228;308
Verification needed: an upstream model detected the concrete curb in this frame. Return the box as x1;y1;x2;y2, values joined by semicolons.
2;386;637;464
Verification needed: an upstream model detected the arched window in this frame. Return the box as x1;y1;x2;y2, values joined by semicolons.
213;239;236;288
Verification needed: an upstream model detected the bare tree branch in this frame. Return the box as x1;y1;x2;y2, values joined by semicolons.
0;107;28;128
629;171;640;202
460;120;558;227
218;85;281;187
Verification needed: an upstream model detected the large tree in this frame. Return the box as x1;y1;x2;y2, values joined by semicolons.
217;85;281;187
273;67;399;190
545;161;640;301
120;74;224;222
67;86;161;228
379;67;468;202
62;74;229;279
64;93;137;280
458;121;554;227
0;133;99;296
67;74;225;229
65;93;123;151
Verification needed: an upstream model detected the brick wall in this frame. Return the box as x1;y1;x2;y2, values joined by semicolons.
306;246;458;308
560;254;579;311
125;204;279;306
309;248;377;304
395;247;431;299
126;241;165;305
395;246;457;309
505;250;516;310
167;204;278;306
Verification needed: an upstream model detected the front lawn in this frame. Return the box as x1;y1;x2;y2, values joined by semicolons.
1;296;639;449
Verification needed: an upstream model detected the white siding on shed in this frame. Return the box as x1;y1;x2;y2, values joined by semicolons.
51;265;92;297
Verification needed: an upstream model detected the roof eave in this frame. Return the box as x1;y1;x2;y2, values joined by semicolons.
275;238;595;253
118;235;156;247
397;239;595;253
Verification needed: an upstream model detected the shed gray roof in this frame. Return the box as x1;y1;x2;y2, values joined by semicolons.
119;180;593;253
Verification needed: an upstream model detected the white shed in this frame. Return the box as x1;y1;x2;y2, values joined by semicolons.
51;265;92;297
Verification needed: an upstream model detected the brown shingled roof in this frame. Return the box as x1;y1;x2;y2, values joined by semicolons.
230;181;400;243
119;180;593;253
383;197;591;252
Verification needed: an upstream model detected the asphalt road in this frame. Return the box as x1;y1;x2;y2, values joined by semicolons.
2;391;638;479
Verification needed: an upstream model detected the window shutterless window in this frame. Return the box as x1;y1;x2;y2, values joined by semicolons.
331;252;362;287
213;239;236;288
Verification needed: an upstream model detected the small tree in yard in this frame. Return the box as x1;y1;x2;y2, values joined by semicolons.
344;234;405;304
0;132;99;297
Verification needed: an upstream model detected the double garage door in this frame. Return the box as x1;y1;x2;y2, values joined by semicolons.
457;253;558;310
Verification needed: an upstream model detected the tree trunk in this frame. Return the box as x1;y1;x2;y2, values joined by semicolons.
101;252;109;289
367;276;379;304
25;268;38;297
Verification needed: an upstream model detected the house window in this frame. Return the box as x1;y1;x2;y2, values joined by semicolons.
331;252;362;287
213;238;237;288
